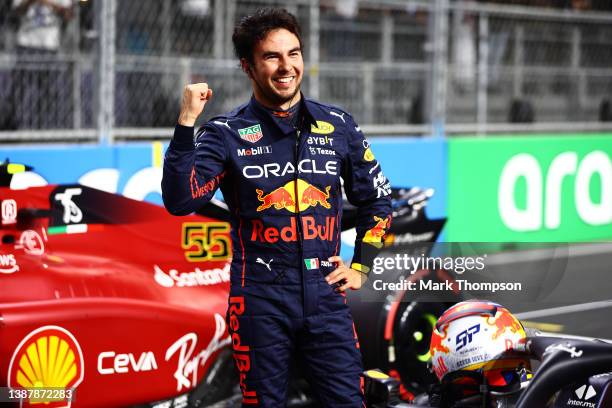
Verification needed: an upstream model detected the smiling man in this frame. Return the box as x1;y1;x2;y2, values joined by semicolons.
162;8;392;407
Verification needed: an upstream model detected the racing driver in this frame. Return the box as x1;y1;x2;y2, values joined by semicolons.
162;8;392;407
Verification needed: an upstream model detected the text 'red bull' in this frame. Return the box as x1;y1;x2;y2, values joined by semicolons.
228;296;258;404
251;216;336;243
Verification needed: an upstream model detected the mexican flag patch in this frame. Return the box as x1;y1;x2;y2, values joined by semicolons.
238;124;263;143
304;258;320;270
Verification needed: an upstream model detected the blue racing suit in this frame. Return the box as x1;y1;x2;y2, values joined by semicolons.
162;95;392;407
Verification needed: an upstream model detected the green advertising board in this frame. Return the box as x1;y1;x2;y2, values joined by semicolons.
447;134;612;241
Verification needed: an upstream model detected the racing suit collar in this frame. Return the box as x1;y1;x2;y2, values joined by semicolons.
248;93;317;136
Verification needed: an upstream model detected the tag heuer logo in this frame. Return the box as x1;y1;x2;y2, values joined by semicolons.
238;124;263;143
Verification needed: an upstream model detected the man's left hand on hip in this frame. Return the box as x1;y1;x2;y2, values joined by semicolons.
326;256;366;292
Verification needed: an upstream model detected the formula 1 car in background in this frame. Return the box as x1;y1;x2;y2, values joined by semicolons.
0;166;234;407
362;330;612;408
0;161;446;408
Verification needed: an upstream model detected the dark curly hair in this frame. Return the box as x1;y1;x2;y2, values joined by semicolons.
232;8;303;64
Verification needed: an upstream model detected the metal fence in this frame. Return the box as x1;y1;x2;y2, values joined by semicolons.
1;0;612;142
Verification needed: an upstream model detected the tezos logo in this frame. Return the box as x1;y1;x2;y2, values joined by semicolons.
498;151;611;231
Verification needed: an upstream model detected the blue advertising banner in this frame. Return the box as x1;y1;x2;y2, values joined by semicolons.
0;143;166;204
371;137;446;219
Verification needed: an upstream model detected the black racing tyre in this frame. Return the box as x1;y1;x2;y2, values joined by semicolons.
189;348;239;407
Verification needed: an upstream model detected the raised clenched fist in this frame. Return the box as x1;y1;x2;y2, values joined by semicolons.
178;83;213;127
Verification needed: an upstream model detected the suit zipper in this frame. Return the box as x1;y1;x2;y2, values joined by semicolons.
294;129;303;252
293;128;307;315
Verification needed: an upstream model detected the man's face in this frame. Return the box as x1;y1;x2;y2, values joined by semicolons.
247;28;304;109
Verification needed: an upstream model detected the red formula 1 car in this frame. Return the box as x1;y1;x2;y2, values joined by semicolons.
0;172;235;407
0;162;445;408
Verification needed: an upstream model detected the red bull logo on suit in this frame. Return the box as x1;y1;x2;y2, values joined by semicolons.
363;216;391;244
255;179;331;213
251;216;336;243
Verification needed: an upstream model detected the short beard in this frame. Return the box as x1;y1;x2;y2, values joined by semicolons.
267;86;300;107
254;77;301;109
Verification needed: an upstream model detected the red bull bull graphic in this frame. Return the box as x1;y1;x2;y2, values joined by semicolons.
487;309;524;340
363;216;390;244
255;180;331;213
251;216;336;243
255;187;295;211
430;326;451;356
8;326;84;408
301;185;331;209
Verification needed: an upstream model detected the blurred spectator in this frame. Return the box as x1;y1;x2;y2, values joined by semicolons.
509;98;535;123
12;0;73;52
1;1;14;49
180;0;210;16
4;0;74;129
571;0;591;10
600;99;611;122
591;0;612;10
452;3;477;92
475;0;612;10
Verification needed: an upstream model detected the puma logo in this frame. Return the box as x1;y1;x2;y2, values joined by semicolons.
213;119;231;129
330;111;346;123
256;257;273;271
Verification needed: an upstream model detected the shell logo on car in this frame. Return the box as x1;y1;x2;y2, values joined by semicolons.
7;326;84;408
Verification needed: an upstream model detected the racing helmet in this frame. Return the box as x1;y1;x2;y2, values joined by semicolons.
429;300;530;391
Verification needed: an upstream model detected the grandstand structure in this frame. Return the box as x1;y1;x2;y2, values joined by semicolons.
1;0;611;142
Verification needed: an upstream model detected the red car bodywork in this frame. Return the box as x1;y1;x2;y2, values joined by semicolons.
0;184;233;407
